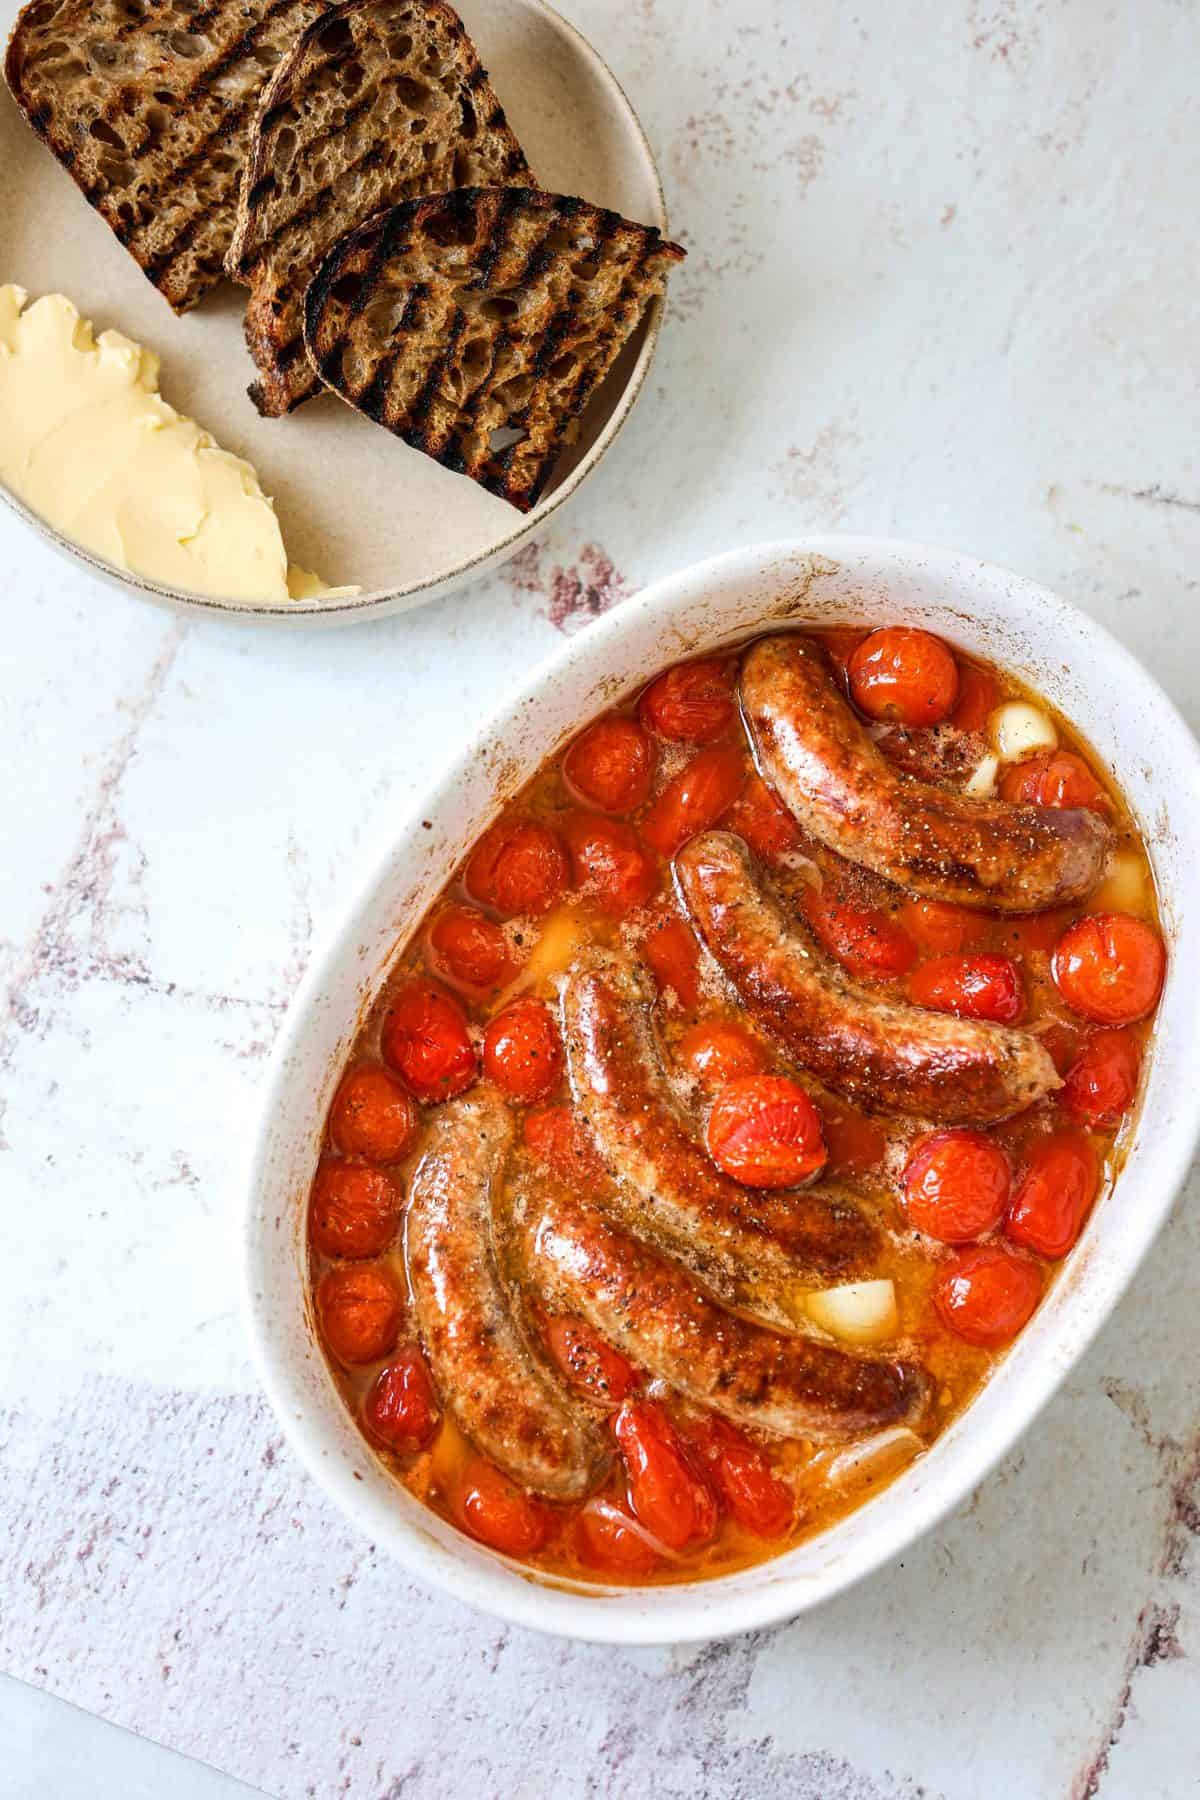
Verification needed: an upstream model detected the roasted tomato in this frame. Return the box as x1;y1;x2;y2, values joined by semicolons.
706;1075;827;1189
563;713;655;813
847;627;959;726
686;1415;794;1539
999;750;1108;813
482;997;563;1104
642;913;701;1008
542;1315;639;1407
720;773;802;864
363;1348;439;1452
898;897;991;955
908;952;1024;1023
641;745;746;858
1005;1130;1099;1259
677;1019;766;1088
465;817;569;917
316;1262;404;1365
639;657;736;743
328;1064;419;1163
1061;1027;1141;1126
448;1453;552;1557
562;812;658;915
574;1501;661;1575
309;1160;401;1259
802;886;917;979
903;1129;1011;1243
428;904;515;991
523;1104;604;1182
1051;913;1165;1025
933;1245;1041;1347
613;1400;718;1550
381;979;477;1102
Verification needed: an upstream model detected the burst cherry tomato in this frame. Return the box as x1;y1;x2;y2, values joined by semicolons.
1061;1027;1141;1125
381;979;477;1102
802;887;917;979
613;1400;718;1550
363;1348;439;1452
720;773;802;864
903;1129;1011;1243
317;1262;404;1365
464;817;568;917
643;913;701;1008
933;1245;1042;1346
448;1453;552;1557
677;1020;765;1088
908;953;1024;1023
562;812;657;915
641;745;746;859
482;997;562;1104
524;1104;604;1182
706;1075;827;1189
574;1501;661;1575
847;627;959;726
563;714;655;813
1005;1130;1099;1259
428;904;514;991
328;1064;418;1163
542;1315;639;1406
309;1160;401;1259
639;658;736;743
950;663;998;733
686;1415;794;1539
999;750;1108;813
898;897;991;954
1051;913;1165;1025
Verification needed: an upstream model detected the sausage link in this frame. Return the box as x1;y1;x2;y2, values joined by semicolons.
559;949;881;1326
741;634;1109;912
675;831;1059;1123
521;1188;929;1443
406;1087;605;1499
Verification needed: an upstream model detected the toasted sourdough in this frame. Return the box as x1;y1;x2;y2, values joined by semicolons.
227;0;532;416
3;0;334;311
304;187;685;512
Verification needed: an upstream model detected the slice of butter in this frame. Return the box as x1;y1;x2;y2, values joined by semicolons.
0;285;354;604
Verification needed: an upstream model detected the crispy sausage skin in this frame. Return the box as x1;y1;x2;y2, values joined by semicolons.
406;1087;605;1499
559;949;880;1326
741;634;1109;912
521;1189;928;1442
675;832;1059;1123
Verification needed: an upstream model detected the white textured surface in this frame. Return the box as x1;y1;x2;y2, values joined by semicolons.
1;1;1198;1795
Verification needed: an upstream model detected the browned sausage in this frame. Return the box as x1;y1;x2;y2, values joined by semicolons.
740;634;1109;912
559;949;881;1327
520;1187;928;1442
406;1087;605;1499
675;831;1059;1123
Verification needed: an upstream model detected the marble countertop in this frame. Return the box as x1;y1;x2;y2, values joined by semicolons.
3;1;1198;1794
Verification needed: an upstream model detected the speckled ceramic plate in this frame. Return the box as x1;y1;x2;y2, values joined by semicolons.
0;0;671;622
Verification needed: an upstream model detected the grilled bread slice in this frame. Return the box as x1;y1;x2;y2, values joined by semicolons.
3;0;333;311
304;187;685;512
227;0;532;417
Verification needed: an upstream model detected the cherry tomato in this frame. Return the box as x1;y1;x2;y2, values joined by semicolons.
563;714;655;813
428;904;514;991
381;979;477;1102
847;627;959;726
328;1063;418;1163
908;952;1024;1023
950;663;998;733
642;913;701;1008
562;812;657;916
686;1415;794;1539
802;886;917;979
706;1075;827;1189
448;1453;552;1557
363;1348;439;1452
1005;1130;1099;1259
821;1102;889;1178
524;1104;604;1182
903;1129;1011;1243
999;750;1108;813
677;1019;766;1088
309;1159;401;1259
317;1262;404;1365
482;997;562;1104
574;1501;661;1575
720;773;802;864
933;1245;1042;1347
1051;913;1166;1025
639;658;736;743
1061;1027;1141;1126
541;1315;639;1406
613;1400;718;1550
641;745;746;859
898;897;991;955
464;817;568;917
